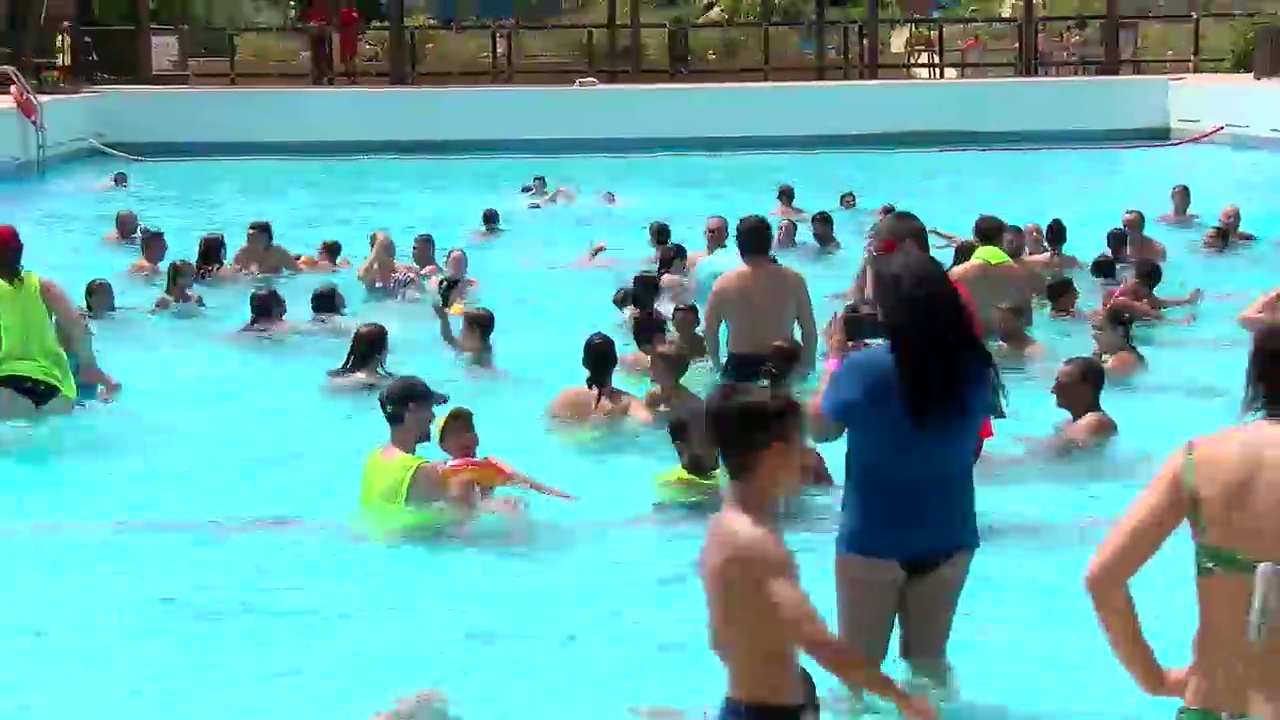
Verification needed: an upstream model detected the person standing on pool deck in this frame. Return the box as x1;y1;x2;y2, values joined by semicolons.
699;382;933;720
705;215;817;383
808;249;999;697
0;225;117;419
1086;323;1280;720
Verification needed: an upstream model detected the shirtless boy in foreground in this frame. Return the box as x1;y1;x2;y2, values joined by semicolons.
699;383;934;720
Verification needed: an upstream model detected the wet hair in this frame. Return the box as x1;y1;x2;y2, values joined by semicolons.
763;339;802;388
612;287;634;311
163;259;195;296
1133;259;1163;290
735;214;774;259
462;307;496;343
877;210;929;254
631;271;661;312
1063;355;1106;400
649;221;672;247
672;302;700;324
582;332;619;406
1205;226;1230;251
1243;322;1280;418
247;287;285;326
811;210;833;227
1046;276;1078;305
482;208;500;227
706;383;802;480
318;240;343;264
532;175;547;186
776;184;796;202
871;249;1003;425
631;309;668;349
656;243;688;275
1106;227;1128;258
414;233;436;252
972;215;1006;247
1102;304;1138;351
668;416;719;478
330;322;389;377
1090;253;1117;282
879;203;897;216
1045;218;1067;250
195;232;226;271
84;278;112;312
839;191;856;206
1124;209;1146;230
949;240;978;270
707;215;728;233
311;284;343;314
1172;183;1191;204
140;227;166;255
248;220;274;244
438;276;464;308
111;171;128;187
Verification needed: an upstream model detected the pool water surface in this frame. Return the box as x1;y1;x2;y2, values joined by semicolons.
0;142;1276;719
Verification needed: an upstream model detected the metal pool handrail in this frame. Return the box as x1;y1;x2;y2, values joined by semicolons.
2;65;45;175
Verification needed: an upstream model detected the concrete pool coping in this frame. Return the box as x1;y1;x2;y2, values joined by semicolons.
2;74;1279;175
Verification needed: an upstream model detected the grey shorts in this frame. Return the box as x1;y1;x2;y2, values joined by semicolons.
835;551;973;667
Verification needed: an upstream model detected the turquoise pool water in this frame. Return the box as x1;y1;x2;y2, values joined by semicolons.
0;142;1275;720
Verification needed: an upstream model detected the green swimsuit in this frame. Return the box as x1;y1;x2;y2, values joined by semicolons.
1179;443;1264;720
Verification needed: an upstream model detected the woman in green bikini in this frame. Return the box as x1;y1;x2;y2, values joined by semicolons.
1086;323;1280;719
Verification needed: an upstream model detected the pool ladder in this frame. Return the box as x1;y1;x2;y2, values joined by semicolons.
3;65;46;175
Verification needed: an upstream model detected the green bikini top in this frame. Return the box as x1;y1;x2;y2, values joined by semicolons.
1183;443;1264;576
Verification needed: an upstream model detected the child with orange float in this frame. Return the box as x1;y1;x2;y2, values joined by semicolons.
437;407;575;500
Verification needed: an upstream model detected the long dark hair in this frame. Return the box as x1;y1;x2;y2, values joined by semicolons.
330;323;390;377
1244;322;1280;418
582;332;619;406
872;251;1002;425
195;233;226;272
164;260;195;296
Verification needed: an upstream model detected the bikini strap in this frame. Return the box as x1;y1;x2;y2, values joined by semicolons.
1181;441;1204;534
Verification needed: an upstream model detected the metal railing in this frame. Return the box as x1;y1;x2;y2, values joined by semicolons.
24;9;1267;85
1;65;45;174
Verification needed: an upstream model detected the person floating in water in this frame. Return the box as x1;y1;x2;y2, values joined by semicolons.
436;407;574;500
699;382;933;720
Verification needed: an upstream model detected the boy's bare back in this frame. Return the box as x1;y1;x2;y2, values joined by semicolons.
700;507;806;706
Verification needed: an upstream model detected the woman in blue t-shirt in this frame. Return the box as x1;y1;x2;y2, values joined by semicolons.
807;249;1002;695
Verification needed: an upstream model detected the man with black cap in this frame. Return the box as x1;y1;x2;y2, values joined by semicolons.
359;375;459;518
0;225;117;419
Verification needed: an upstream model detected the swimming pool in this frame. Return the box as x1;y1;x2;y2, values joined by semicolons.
0;140;1275;720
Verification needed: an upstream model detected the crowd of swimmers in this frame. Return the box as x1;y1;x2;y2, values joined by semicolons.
1;169;1278;720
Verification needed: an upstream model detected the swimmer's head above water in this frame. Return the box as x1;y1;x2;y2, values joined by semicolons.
1090;253;1118;284
1171;183;1191;214
872;209;928;255
656;243;688;276
671;303;700;336
776;183;796;207
1053;355;1106;415
481;208;501;232
1045;218;1067;253
582;332;619;404
84;278;115;314
649;220;672;248
774;218;797;248
438;406;479;457
164;259;196;296
1105;227;1128;260
735;214;773;261
459;307;496;350
1244;323;1280;417
973;214;1006;248
378;375;449;443
196;232;227;269
1002;223;1025;259
1202;225;1230;252
810;211;836;247
443;248;468;279
139;227;168;264
704;215;729;252
115;210;138;238
331;322;390;377
648;343;691;387
247;220;274;249
317;240;343;265
413;233;436;267
612;286;633;312
839;191;857;209
311;284;346;315
631;270;661;312
111;171;128;188
247;287;287;326
705;382;803;488
632;310;668;354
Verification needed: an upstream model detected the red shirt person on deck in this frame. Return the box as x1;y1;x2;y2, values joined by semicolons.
338;5;361;69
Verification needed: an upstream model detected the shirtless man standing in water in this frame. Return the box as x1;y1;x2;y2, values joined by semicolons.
705;215;817;383
700;383;932;720
949;215;1035;337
